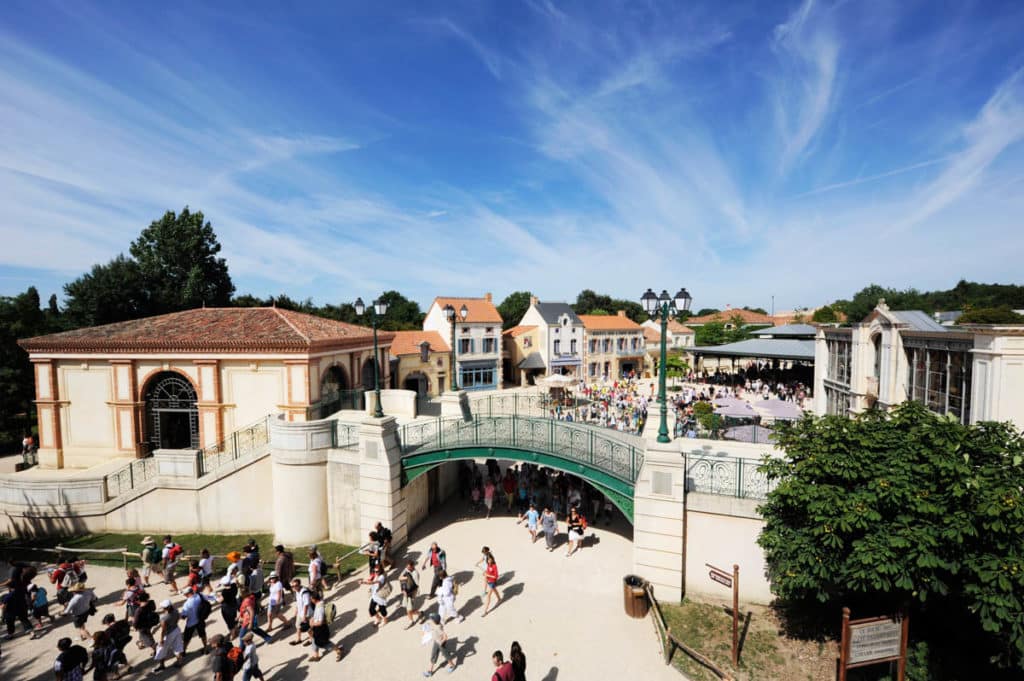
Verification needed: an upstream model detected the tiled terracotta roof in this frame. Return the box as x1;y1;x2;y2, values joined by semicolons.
502;325;537;337
19;307;391;354
390;330;450;356
579;314;641;331
686;308;775;325
667;320;694;334
643;327;662;343
432;297;503;324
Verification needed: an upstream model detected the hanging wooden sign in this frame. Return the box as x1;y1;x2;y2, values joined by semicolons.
837;608;909;681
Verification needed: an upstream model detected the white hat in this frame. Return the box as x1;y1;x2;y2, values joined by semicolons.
268;571;278;579
159;599;172;609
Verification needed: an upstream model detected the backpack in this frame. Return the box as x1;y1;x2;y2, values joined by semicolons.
581;515;588;531
145;546;162;564
325;602;336;623
167;544;183;562
226;646;244;675
198;596;212;622
451;579;459;596
140;607;159;630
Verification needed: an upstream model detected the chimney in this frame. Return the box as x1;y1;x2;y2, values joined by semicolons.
530;296;538;307
484;292;492;303
616;310;626;318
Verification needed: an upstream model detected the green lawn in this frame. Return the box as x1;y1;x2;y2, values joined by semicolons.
1;532;366;579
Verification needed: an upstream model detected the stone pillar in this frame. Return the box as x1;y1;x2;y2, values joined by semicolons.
632;440;686;603
269;416;332;544
193;360;223;448
439;390;469;419
32;359;64;469
109;360;141;456
283;360;312;422
356;416;408;553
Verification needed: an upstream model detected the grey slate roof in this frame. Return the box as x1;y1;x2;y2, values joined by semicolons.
534;302;582;326
751;323;817;337
890;310;947;333
518;352;547;369
691;338;815;361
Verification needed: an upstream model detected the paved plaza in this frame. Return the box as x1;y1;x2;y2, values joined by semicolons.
3;496;679;681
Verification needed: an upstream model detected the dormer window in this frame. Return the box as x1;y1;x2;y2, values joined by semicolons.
419;342;430;363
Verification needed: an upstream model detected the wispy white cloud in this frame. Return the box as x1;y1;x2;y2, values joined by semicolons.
771;0;840;173
436;18;503;80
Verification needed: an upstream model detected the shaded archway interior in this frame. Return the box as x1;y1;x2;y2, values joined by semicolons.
402;446;636;523
143;371;199;451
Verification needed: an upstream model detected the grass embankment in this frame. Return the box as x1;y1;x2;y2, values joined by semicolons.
0;532;365;578
660;599;836;681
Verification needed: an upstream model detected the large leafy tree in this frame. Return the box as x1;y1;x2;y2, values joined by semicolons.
498;291;533;330
63;255;149;327
573;289;646;323
130;207;234;313
759;403;1024;676
375;290;424;330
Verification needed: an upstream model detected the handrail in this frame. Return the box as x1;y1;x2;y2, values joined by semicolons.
198;414;272;477
646;582;733;679
685;453;774;500
398;414;644;483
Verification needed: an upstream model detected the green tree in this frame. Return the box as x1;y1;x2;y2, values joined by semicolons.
376;290;424;330
758;403;1024;676
497;291;533;330
811;305;838;323
573;289;646;323
743;306;768;315
694;308;720;317
695;321;728;346
129;207;234;313
957;307;1024;324
63;255;149;327
724;313;753;343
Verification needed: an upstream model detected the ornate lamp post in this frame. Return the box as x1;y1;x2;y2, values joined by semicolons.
355;296;389;418
444;303;468;391
641;287;692;443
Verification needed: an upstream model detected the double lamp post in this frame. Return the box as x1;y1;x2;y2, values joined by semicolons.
354;296;388;418
641;287;692;443
443;303;468;392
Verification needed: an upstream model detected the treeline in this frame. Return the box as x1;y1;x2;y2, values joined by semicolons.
823;281;1024;325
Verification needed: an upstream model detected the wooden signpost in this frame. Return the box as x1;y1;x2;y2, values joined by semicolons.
837;608;909;681
706;562;740;665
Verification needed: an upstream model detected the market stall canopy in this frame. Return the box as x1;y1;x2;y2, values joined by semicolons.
751;398;804;421
690;338;815;362
540;374;576;388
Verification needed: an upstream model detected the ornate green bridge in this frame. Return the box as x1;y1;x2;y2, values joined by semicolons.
397;415;645;521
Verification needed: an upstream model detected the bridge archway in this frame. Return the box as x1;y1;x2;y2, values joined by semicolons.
397;415;644;522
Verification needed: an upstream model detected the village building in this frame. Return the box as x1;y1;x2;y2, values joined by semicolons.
422;294;503;391
502;324;541;386
580;311;645;380
17;307;392;470
814;300;1024;429
514;297;585;378
388;330;451;397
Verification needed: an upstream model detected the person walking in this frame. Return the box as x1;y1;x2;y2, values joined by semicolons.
510;641;527;681
421;613;457;677
481;555;502;617
237;585;272;646
566;507;585;558
273;545;295;599
474;547;494;596
2;562;34;639
180;588;209;654
421;543;447;599
161;536;183;594
63;582;96;641
523;503;540;544
54;636;89;681
29;583;55;633
288;579;312;647
399;560;422;628
240;632;265;681
140;538;161;588
364;564;391;628
483;478;496;519
208;635;232;681
198;549;214;593
307;592;343;662
374;521;393;569
265;573;290;632
491;650;514;681
131;592;159;654
152;600;184;673
307;550;326;596
540;507;558;552
86;630;114;681
215;575;240;633
437;570;463;624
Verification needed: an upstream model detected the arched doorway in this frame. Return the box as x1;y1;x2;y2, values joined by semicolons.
321;365;349;396
403;371;430;396
361;358;380;390
144;372;199;451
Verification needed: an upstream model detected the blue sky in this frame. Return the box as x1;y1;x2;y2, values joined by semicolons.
1;0;1023;314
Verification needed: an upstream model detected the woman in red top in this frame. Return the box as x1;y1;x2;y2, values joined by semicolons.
482;555;502;617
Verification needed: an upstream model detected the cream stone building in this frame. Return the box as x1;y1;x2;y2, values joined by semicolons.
502;324;541;386
515;298;585;378
640;319;694;350
18;307;392;469
580;311;645;380
422;294;503;391
814;301;1024;429
388;330;451;397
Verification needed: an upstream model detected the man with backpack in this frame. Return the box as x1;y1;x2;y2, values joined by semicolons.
208;634;238;681
420;542;447;599
162;535;184;593
140;537;161;588
131;591;159;653
374;521;393;569
288;579;312;648
181;587;210;654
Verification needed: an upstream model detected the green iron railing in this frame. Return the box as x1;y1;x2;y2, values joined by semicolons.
197;415;272;478
684;453;775;500
398;414;644;483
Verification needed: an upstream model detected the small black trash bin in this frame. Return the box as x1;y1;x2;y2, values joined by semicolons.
623;575;649;618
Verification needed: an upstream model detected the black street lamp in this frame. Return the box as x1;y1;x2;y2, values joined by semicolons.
444;303;469;391
641;287;692;443
355;295;389;417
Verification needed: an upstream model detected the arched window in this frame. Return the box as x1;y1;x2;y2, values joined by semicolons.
872;334;882;379
144;372;199;451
